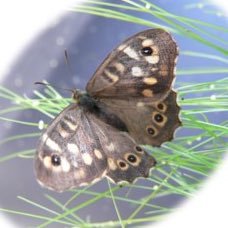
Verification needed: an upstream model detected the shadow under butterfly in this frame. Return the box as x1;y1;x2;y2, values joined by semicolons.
35;29;181;192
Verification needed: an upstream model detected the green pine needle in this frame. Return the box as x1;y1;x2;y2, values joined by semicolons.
0;0;227;227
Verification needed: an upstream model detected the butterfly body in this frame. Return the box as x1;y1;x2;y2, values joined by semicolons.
76;92;128;132
35;29;181;192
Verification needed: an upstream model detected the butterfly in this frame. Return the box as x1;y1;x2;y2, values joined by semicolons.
34;29;181;192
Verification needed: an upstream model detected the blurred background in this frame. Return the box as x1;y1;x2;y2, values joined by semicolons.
0;0;227;227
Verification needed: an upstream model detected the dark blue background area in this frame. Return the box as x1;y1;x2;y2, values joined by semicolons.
0;0;227;226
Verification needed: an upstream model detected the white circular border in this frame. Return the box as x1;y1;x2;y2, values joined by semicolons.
0;1;227;227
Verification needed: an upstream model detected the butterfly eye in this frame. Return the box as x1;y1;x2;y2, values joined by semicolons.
51;154;61;166
117;160;129;170
135;146;143;153
157;103;164;110
124;153;141;166
119;161;127;168
156;103;167;113
141;47;153;56
147;126;155;135
127;154;137;163
154;114;164;123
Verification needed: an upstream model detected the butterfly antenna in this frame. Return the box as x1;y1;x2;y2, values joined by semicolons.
34;81;74;94
35;50;81;99
64;49;75;81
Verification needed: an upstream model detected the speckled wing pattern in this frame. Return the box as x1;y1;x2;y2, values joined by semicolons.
35;103;155;192
99;90;181;147
87;28;181;147
35;104;106;192
35;29;181;192
86;29;178;101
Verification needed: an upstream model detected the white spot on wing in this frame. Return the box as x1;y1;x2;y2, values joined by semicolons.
113;62;125;73
106;142;115;152
145;55;159;64
67;143;79;155
43;156;52;169
59;127;70;138
74;169;86;179
123;46;139;60
64;120;77;131
94;149;103;159
46;138;61;152
108;158;117;170
142;39;154;47
132;66;143;77
151;67;158;72
137;102;145;107
104;69;119;83
82;153;93;165
61;157;71;172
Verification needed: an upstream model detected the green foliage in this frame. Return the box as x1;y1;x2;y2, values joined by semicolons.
0;0;227;227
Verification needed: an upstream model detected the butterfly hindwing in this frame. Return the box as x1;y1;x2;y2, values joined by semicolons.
86;29;178;101
99;90;181;147
90;116;156;184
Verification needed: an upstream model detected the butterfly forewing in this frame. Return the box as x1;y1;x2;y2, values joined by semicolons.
86;28;181;147
35;104;108;192
86;29;178;101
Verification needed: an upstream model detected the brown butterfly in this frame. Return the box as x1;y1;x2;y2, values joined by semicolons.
35;29;181;192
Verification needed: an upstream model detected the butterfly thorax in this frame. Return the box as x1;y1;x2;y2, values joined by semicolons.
71;89;98;113
73;91;128;133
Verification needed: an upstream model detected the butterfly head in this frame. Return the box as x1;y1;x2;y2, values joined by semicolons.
71;89;87;103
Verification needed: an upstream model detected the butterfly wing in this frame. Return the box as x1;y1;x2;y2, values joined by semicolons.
86;29;178;101
98;90;181;147
35;104;107;192
89;114;156;184
35;29;180;191
35;103;156;192
86;28;180;146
